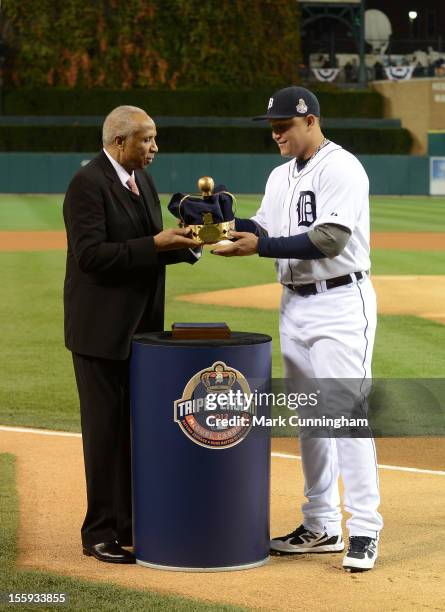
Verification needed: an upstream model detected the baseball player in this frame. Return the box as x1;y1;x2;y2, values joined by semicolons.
213;86;382;572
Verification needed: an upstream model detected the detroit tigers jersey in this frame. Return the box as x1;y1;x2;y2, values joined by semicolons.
251;141;371;284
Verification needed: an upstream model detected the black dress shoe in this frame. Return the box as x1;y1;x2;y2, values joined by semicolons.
82;540;136;564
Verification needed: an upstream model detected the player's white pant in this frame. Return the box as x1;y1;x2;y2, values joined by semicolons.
279;275;383;538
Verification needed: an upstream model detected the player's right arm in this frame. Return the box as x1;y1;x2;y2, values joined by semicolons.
233;171;277;236
234;191;269;236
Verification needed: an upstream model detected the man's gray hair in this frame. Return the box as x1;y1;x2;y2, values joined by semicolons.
102;105;148;146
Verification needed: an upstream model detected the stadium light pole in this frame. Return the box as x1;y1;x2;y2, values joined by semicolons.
0;0;6;115
408;11;418;39
358;0;367;87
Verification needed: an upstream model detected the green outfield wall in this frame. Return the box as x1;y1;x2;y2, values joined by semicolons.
0;153;430;195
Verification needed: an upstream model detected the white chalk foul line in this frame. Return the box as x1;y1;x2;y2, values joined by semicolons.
1;425;444;476
0;425;81;438
271;451;445;476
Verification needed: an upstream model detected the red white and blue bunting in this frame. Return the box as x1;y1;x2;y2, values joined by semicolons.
384;65;415;81
312;68;340;82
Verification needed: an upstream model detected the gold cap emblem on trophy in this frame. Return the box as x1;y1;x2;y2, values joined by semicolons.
168;177;236;245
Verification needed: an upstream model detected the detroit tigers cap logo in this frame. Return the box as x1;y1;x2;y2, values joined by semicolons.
267;97;274;110
296;98;308;114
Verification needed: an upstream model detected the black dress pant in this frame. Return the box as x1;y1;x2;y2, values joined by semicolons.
72;352;133;546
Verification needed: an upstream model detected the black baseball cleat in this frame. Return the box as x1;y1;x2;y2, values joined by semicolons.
270;524;344;554
82;540;136;563
343;536;378;572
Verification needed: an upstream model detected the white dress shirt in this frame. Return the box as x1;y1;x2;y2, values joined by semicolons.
103;148;136;190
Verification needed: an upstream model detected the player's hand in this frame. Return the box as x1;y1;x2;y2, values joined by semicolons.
211;231;258;257
153;227;199;251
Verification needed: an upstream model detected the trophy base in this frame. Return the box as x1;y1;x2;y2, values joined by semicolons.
171;322;231;340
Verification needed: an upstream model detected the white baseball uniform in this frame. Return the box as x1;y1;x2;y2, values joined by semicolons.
252;141;383;538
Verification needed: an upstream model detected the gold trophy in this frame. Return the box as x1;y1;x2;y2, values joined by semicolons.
177;176;236;245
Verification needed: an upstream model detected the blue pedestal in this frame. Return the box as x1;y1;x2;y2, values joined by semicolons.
130;331;272;571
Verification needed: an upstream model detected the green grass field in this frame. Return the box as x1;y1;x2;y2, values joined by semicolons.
0;194;444;431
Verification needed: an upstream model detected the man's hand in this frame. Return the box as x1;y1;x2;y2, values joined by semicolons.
211;231;258;257
153;227;199;251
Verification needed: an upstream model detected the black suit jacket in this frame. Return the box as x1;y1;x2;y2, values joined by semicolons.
63;151;193;360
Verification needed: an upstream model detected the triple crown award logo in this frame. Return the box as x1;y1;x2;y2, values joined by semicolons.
174;362;255;449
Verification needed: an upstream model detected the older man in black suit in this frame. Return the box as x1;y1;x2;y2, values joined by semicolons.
63;105;198;563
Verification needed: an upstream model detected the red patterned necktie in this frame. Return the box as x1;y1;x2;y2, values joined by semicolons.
126;175;140;196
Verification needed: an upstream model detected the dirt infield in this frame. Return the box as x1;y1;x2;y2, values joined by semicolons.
177;275;445;325
0;231;444;252
0;231;67;251
371;232;445;251
0;231;66;251
0;428;444;611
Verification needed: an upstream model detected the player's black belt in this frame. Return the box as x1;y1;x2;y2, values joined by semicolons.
284;271;367;297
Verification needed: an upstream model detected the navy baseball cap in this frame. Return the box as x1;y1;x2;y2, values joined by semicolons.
252;86;320;121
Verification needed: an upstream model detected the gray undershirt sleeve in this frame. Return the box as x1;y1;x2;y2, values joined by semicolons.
307;223;351;258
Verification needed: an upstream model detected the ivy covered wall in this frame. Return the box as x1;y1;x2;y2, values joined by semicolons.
2;0;301;89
